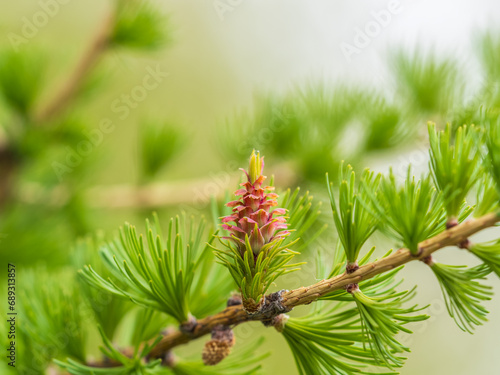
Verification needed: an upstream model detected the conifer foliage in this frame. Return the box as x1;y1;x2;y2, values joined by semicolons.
23;119;498;375
3;2;500;375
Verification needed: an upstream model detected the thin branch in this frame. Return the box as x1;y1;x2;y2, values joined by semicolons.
35;9;115;123
282;211;499;307
17;178;250;208
0;9;115;210
148;307;250;359
16;163;298;208
145;211;500;359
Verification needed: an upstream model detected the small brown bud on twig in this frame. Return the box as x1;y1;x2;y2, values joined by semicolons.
345;283;359;294
180;314;197;335
271;314;289;333
161;351;176;367
227;293;242;307
346;261;359;274
458;238;471;249
202;339;232;366
202;324;235;366
422;255;434;266
446;218;459;229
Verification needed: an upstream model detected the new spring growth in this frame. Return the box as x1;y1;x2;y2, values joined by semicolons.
215;150;300;313
221;150;290;257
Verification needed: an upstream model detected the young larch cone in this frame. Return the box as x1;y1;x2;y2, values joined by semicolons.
202;325;235;366
221;150;291;312
202;340;232;366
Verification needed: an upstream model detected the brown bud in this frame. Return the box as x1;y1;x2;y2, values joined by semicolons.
345;283;359;294
202;325;236;366
227;293;242;307
346;261;359;274
271;313;289;333
211;325;235;346
446;218;459;229
422;255;434;266
202;339;232;366
179;314;197;334
161;351;176;367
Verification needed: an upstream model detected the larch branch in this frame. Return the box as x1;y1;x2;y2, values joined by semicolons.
146;211;500;359
35;9;115;123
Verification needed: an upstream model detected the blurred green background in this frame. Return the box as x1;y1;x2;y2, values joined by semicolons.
1;0;500;374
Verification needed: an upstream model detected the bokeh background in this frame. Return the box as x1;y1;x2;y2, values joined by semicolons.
1;0;500;374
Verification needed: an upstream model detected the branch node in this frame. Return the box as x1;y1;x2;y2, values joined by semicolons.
422;255;434;266
345;283;359;294
346;261;359;274
412;246;424;258
179;314;198;335
271;313;289;332
446;218;459;229
458;238;471;249
227;293;242;307
242;297;264;314
260;290;293;326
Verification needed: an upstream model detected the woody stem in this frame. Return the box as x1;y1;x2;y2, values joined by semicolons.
143;211;499;359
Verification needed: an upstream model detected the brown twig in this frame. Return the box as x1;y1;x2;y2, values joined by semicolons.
35;9;115;123
17;179;238;209
144;211;499;359
17;163;298;209
0;9;116;209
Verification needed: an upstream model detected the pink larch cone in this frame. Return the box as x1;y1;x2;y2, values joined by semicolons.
221;150;290;312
